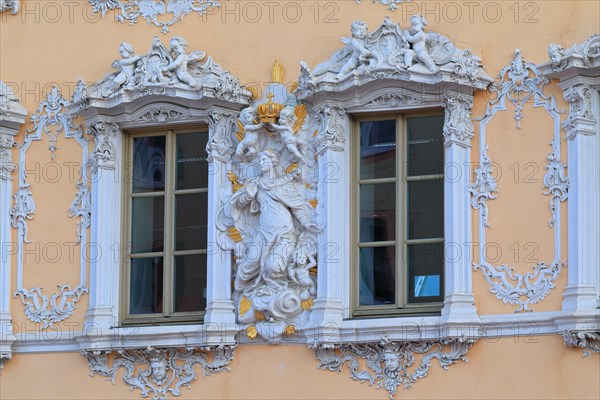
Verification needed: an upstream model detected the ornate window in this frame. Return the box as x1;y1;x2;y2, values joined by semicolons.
123;128;209;324
353;113;445;317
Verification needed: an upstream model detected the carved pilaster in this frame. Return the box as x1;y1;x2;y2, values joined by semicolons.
442;93;474;148
82;346;235;399
441;91;478;324
0;132;15;181
206;111;235;163
314;105;346;155
88;120;119;171
204;109;237;332
563;84;597;138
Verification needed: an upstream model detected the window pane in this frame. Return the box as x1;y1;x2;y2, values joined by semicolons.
407;116;444;176
407;243;444;303
177;132;209;190
360;120;396;180
174;254;207;313
131;197;164;253
132;136;166;193
175;193;208;251
359;246;395;305
408;180;443;239
130;257;163;314
360;183;396;242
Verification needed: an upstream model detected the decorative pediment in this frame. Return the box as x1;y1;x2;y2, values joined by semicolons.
71;36;251;113
0;81;28;130
298;16;492;99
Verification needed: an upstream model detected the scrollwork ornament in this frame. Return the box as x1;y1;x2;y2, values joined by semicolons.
214;74;244;102
469;146;497;228
365;92;420;108
313;338;474;399
89;0;221;34
88;120;119;171
563;331;600;358
442;93;474;147
9;182;35;243
314;105;346;153
354;0;405;12
82;346;235;400
28;86;79;160
482;49;558;129
13;285;88;329
453;49;479;85
543;140;569;227
137;107;186;123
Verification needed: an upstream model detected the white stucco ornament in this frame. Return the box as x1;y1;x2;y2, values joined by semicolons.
216;61;319;342
0;0;18;14
89;0;220;33
89;36;246;104
298;16;492;97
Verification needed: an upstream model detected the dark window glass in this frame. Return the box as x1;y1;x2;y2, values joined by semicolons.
175;193;208;251
130;257;163;314
177;133;209;190
407;116;444;176
360;120;396;180
359;246;396;305
131;197;164;253
174;254;207;313
360;183;396;242
132;136;166;193
407;180;444;240
407;243;444;303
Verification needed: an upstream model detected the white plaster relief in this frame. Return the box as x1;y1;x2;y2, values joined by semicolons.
82;346;235;400
0;0;18;14
11;85;89;328
563;84;597;138
472;49;567;312
548;34;600;72
481;49;559;129
355;0;406;11
299;16;492;97
14;285;88;329
215;63;319;342
84;37;250;109
89;0;220;33
313;338;474;399
314;104;346;153
442;93;474;147
88;120;119;171
365;91;420;108
563;331;600;358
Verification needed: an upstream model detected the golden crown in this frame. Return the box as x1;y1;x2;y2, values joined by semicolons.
257;92;285;123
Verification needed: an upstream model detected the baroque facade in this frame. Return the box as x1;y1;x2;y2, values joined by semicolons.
0;1;599;399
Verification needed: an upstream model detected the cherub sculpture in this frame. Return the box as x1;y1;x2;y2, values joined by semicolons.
336;20;373;80
290;252;317;298
235;107;263;160
403;14;438;72
271;108;303;159
162;36;203;88
111;42;141;91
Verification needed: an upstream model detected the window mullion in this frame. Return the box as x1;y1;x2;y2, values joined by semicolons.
163;131;175;318
397;114;405;309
